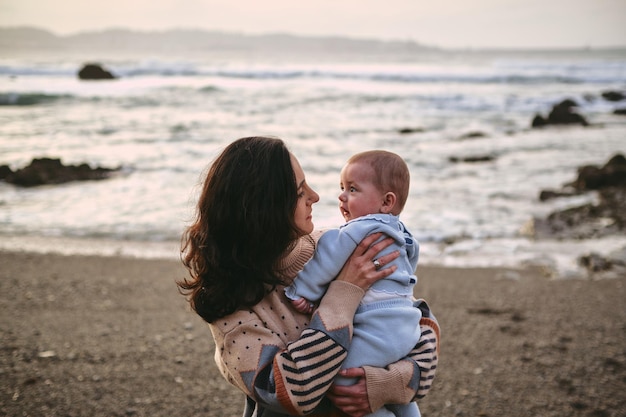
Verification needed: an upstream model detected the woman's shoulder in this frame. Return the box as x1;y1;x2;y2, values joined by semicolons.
210;288;308;345
210;308;260;334
310;229;324;243
275;233;318;279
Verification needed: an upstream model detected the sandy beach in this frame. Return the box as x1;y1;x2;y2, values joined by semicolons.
1;250;625;417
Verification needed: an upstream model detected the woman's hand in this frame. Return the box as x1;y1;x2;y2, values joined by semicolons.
335;232;399;291
327;368;372;417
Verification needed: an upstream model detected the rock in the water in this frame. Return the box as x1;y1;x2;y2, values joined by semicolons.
0;164;13;180
532;200;620;239
547;99;589;126
531;114;548;127
449;154;495;163
2;157;121;187
533;154;626;239
601;90;625;102
531;99;588;127
398;127;425;134
568;153;626;191
538;189;577;201
78;63;116;80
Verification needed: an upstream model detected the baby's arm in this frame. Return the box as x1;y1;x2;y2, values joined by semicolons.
404;225;420;272
285;228;358;303
289;296;315;314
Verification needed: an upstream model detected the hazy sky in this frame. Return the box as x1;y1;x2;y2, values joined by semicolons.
1;0;625;49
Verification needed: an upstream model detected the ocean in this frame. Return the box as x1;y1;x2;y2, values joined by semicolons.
1;35;625;277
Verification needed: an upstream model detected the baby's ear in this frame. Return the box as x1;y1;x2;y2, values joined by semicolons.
380;192;397;214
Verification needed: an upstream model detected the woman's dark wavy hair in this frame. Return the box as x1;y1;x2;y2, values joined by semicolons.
177;136;301;323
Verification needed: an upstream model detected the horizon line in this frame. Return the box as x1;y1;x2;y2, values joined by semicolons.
2;24;626;52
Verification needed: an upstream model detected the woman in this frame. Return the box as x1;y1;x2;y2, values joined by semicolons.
178;136;439;417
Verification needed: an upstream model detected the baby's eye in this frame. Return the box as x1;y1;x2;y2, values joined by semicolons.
350;186;357;192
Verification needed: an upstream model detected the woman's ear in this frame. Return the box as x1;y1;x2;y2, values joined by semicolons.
380;192;397;214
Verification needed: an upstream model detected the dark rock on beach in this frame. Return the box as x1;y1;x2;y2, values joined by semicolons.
77;63;116;80
2;157;121;187
533;189;625;239
532;153;626;240
578;247;626;278
531;99;589;128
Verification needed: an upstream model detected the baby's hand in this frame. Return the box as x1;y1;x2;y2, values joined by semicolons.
290;297;315;314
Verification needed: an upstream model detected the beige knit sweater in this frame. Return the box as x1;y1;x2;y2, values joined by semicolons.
208;232;439;416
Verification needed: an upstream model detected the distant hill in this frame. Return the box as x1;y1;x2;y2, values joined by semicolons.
0;26;436;57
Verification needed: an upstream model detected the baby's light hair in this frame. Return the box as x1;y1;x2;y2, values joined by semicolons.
347;150;410;214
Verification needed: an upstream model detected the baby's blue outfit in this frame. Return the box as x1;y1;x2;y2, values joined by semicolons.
285;214;422;417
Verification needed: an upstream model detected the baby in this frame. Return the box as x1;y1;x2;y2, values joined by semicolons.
285;150;422;417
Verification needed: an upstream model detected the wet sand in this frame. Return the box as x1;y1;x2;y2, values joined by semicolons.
1;251;624;417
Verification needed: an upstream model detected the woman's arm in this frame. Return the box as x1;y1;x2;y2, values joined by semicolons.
328;300;440;416
211;280;363;415
211;234;400;415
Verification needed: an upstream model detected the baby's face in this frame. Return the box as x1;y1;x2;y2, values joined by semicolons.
338;162;385;221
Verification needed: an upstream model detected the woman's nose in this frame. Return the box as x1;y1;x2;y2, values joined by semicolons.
309;189;320;204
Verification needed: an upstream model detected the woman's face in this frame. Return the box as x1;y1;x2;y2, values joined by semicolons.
290;153;319;235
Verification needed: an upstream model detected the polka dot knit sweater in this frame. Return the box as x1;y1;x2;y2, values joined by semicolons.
208;232;440;417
